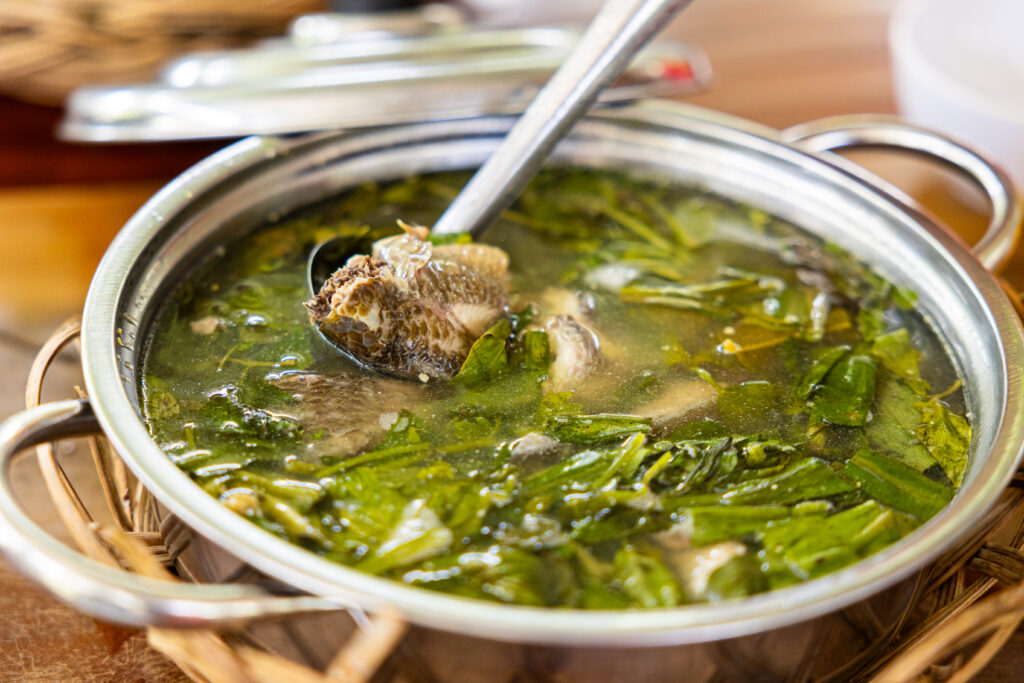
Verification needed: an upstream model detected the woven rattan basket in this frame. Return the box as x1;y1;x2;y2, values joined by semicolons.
20;292;1024;682
0;0;324;105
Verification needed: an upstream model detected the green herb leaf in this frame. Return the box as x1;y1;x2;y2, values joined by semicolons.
613;545;681;607
688;457;854;507
545;413;651;445
594;433;649;487
521;449;610;497
517;330;551;376
674;505;792;546
871;328;928;393
149;392;181;420
358;500;454;573
857;307;886;342
451;317;513;388
795;345;851;400
704;554;769;600
842;449;952;519
812;354;877;427
668;198;715;248
263;494;326;542
427;232;473;246
674;437;734;494
200;385;303;445
327;468;406;543
758;500;902;581
866;372;937;472
916;399;971;486
537;391;585;424
891;286;918;310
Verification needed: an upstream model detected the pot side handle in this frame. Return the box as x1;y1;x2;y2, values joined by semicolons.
781;114;1022;273
0;399;347;628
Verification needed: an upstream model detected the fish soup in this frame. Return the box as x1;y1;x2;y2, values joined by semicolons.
141;169;970;608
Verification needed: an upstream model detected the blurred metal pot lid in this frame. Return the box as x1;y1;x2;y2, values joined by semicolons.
58;4;711;143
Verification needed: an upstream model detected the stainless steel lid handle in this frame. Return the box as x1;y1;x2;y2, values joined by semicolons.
0;399;346;628
781;115;1022;272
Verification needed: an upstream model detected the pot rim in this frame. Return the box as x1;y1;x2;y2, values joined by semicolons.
80;101;1024;646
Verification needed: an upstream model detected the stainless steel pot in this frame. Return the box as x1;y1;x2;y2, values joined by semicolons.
2;102;1023;669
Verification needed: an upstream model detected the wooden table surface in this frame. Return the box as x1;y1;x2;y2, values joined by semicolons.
0;0;1021;680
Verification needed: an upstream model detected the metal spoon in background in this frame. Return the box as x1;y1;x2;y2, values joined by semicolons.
307;0;695;345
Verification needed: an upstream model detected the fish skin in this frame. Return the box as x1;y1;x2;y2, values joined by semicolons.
306;227;509;380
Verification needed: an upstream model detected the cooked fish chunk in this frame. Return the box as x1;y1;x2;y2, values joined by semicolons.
634;378;718;431
508;432;561;458
306;223;509;380
543;314;603;394
658;538;748;600
269;370;423;459
539;287;595;322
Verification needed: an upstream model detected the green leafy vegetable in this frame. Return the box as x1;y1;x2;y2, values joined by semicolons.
545;413;651;445
867;372;938;472
451;317;513;388
521;449;609;498
675;505;792;546
758;500;901;581
613;545;681;607
871;329;928;393
842;449;952;520
857;307;887;342
795;345;850;400
916;399;971;486
689;457;854;507
704;554;769;600
812;354;877;427
203;386;303;443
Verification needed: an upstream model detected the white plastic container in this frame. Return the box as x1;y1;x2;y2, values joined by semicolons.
890;0;1024;188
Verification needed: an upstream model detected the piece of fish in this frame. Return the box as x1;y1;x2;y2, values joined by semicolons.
508;432;561;458
269;370;423;459
306;223;509;380
543;314;603;394
539;286;627;366
655;534;748;600
538;287;595;322
652;522;748;600
634;378;718;431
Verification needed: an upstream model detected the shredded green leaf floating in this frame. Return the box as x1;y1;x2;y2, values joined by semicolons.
811;354;877;427
867;371;939;473
613;545;681;607
842;449;952;520
545;413;651;445
451;317;513;388
758;500;903;582
795;345;851;400
916;399;971;486
871;328;929;394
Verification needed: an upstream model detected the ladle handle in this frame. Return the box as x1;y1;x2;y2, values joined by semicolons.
432;0;694;237
782;115;1022;272
0;399;345;627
